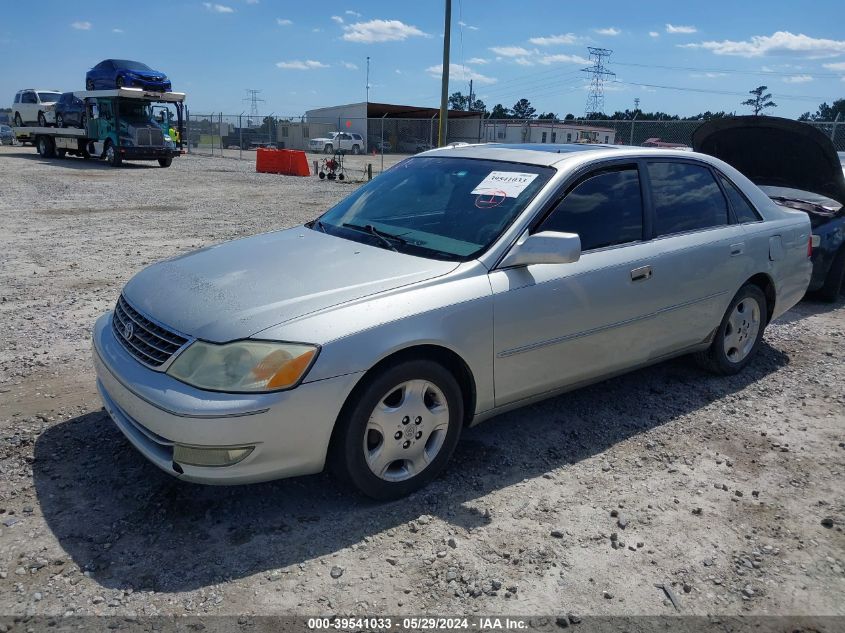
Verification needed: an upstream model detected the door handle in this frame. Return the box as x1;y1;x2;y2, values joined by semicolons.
630;265;652;282
730;242;745;256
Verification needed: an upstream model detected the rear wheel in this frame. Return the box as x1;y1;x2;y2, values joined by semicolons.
56;114;64;128
324;143;333;154
105;141;122;166
818;247;845;302
56;149;66;158
351;144;360;155
695;284;767;375
116;76;125;88
158;157;173;168
330;359;464;500
36;136;55;158
14;112;22;127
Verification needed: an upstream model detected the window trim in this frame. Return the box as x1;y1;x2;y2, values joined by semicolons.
529;160;646;253
644;158;734;240
712;169;764;224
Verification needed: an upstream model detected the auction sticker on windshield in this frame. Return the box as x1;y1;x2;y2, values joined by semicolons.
471;171;539;198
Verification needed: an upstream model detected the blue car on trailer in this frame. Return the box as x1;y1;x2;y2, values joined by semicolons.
86;59;171;92
694;116;845;301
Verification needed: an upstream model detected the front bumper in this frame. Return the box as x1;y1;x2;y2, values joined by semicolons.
118;146;180;160
128;78;172;92
92;312;362;484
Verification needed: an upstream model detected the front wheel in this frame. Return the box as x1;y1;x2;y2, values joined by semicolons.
158;157;173;168
695;284;767;375
105;142;122;167
116;76;125;88
817;247;845;302
323;143;333;154
37;112;47;127
330;360;464;500
86;79;95;90
14;112;23;127
351;144;360;155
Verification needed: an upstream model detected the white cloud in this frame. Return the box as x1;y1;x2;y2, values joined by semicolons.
331;15;344;24
539;53;589;65
426;63;497;85
489;45;531;57
71;21;92;30
649;31;660;38
783;74;814;83
342;19;427;43
341;61;358;70
514;57;534;66
823;61;845;71
690;72;727;78
528;33;578;46
276;60;330;70
594;27;621;36
244;0;259;3
345;10;361;17
681;31;845;58
458;20;479;31
276;18;292;26
395;69;402;74
312;27;323;32
112;28;124;33
203;3;234;13
467;57;489;64
665;24;697;34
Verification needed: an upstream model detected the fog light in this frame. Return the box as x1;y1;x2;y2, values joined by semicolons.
173;444;254;467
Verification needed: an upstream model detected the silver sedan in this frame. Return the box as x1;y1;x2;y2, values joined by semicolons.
92;144;812;499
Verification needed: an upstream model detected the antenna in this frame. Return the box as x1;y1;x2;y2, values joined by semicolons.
243;89;265;125
581;47;615;117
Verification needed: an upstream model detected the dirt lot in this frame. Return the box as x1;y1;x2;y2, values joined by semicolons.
0;145;843;624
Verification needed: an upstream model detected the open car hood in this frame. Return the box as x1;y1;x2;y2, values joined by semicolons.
692;116;845;208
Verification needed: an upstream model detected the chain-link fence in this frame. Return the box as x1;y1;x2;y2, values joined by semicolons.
185;110;845;172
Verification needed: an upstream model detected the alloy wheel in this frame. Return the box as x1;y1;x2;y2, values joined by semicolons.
723;297;761;363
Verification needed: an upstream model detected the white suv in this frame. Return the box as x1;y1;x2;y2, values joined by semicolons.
308;131;365;154
11;89;61;127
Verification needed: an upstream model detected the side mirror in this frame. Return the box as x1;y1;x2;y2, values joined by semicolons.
499;231;582;268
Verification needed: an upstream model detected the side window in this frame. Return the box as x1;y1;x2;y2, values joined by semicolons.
22;92;36;104
648;162;729;236
538;167;644;251
14;93;20;104
718;174;762;223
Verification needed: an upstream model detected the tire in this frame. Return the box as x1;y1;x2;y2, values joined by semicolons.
36;136;55;158
37;112;47;127
105;142;122;167
86;79;95;91
818;247;845;302
116;76;125;88
324;143;333;154
351;144;360;155
158;157;172;168
56;149;66;158
330;359;464;500
14;112;23;128
56;114;64;128
695;284;767;376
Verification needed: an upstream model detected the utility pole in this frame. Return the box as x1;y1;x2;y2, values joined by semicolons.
468;79;473;111
438;0;451;146
366;56;370;103
634;97;640;112
243;89;264;126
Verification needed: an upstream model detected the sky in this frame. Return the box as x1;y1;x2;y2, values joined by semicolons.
2;0;844;119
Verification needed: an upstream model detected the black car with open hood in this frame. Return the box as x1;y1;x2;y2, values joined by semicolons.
694;116;845;300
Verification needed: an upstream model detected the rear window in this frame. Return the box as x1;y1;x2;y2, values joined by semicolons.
718;174;761;223
648;162;729;236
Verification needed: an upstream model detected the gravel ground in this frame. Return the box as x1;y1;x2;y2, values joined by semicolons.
0;145;843;623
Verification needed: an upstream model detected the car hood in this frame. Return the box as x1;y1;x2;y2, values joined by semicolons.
126;68;167;79
692;116;845;207
122;227;459;342
310;137;334;143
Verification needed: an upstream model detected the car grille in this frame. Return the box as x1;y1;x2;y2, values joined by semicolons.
136;128;165;146
111;295;189;368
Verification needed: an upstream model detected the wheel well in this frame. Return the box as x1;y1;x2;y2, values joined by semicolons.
745;273;776;324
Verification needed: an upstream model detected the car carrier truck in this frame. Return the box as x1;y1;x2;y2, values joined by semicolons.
14;88;185;167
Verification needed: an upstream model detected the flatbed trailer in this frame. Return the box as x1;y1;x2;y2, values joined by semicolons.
13;88;186;167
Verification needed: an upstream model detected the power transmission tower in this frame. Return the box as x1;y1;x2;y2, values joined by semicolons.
581;47;615;117
243;89;265;125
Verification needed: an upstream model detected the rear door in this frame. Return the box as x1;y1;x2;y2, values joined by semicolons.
640;160;750;358
20;91;37;123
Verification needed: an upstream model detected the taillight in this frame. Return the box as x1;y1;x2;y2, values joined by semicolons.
807;235;813;258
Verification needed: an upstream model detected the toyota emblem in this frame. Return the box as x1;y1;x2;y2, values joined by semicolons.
122;322;134;341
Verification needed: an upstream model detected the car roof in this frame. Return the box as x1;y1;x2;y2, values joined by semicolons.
422;142;703;167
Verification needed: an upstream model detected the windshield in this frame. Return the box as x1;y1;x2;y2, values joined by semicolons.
314;156;554;261
114;60;152;71
37;92;60;102
119;100;154;124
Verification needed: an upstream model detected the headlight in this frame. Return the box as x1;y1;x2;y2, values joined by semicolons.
166;340;318;392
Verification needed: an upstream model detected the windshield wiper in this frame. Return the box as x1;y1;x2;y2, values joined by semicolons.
341;223;408;251
313;219;328;233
